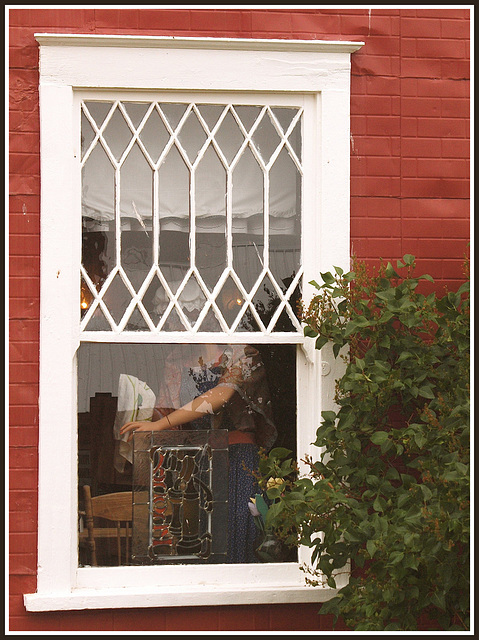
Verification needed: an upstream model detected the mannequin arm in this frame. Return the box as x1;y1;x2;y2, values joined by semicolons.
120;384;236;440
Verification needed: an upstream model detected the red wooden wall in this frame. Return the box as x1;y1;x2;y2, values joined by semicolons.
9;7;470;632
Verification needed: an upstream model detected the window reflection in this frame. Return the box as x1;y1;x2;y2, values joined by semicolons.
77;343;297;566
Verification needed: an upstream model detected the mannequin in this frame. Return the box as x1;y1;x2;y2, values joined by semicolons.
120;343;277;563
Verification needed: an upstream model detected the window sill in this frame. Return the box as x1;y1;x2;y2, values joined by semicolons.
24;583;338;612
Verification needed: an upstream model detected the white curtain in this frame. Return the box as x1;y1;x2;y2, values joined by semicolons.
82;116;299;235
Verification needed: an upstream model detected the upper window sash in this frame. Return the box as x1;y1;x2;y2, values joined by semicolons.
79;93;306;340
27;34;362;612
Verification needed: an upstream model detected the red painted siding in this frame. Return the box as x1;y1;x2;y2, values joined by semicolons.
8;7;470;632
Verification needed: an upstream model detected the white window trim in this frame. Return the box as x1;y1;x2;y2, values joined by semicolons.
25;34;363;612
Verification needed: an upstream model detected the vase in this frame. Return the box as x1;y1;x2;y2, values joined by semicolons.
254;531;287;563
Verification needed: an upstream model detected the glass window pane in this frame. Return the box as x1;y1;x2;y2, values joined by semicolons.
213;109;245;165
103;106;132;162
177;108;208;163
77;343;297;566
251;110;281;164
123;101;150;129
84;101;113;128
120;144;153;295
81;121;116;327
195;146;227;292
268;146;302;330
158;145;190;296
232;146;264;293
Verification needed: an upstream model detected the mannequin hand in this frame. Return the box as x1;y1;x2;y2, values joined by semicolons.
120;420;162;442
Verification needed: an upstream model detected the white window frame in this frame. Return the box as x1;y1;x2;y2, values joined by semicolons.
25;34;363;612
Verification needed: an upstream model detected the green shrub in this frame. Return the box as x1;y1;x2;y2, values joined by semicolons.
259;255;470;631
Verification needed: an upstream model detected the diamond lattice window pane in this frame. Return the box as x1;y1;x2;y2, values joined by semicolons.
82;142;116;226
216;276;245;328
123;102;150;129
101;273;132;326
162;306;187;332
159;103;188;130
81;112;96;160
269;147;301;288
176;275;207;326
271;107;297;134
177;109;208;163
103;106;133;161
143;276;168;326
120;143;153;233
84;306;113;332
84;101;113;128
214;109;245;165
126;305;150;332
195;146;227;292
251;111;282;164
140;107;170;163
80;276;95;319
251;275;282;331
80;99;303;335
196;104;225;131
287;118;302;162
236;307;262;332
82;223;113;288
232;146;264;293
159;144;190;234
233;105;262;132
197;307;223;332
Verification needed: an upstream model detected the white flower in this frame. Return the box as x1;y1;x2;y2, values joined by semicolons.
248;499;261;517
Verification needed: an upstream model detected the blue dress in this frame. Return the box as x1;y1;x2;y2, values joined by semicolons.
179;360;260;563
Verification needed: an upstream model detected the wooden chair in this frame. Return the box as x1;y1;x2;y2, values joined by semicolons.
81;485;133;566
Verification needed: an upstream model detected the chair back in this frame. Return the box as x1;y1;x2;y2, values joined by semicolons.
82;485;133;566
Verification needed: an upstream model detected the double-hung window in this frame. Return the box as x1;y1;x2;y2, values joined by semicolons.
25;34;362;611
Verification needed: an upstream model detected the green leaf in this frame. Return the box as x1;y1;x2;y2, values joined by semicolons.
320;271;336;285
366;539;377;558
396;351;413;363
332;342;342;358
269;447;292;459
373;496;386;512
398;492;411;509
418;385;435;399
370;431;389;445
380;438;393;454
327;575;337;588
414;432;427;449
420;484;433;501
385;262;400;278
315;335;329;351
318;596;341;617
321;411;337;423
389;551;404;564
304;326;318;338
343;270;356;282
431;591;446;611
418;273;435;282
254;494;269;522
